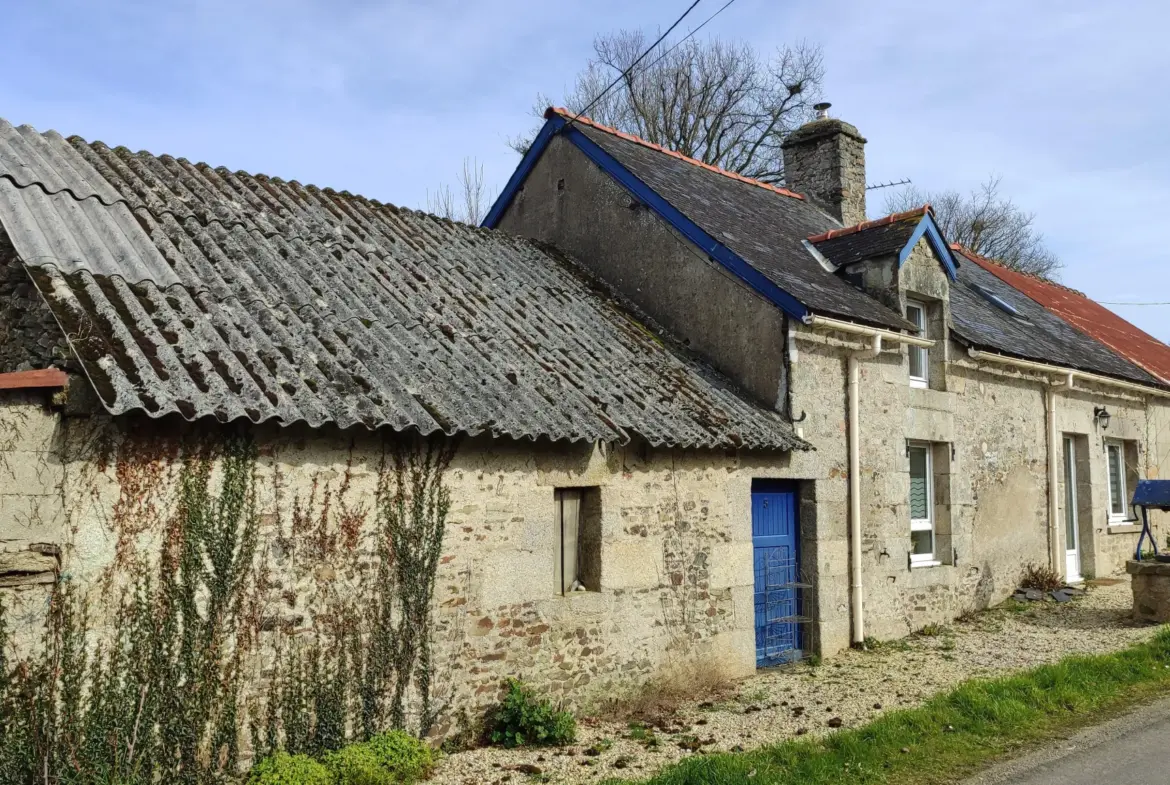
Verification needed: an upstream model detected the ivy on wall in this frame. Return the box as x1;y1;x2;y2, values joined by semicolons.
0;425;458;784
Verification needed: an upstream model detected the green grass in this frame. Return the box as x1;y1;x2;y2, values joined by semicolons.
605;627;1170;785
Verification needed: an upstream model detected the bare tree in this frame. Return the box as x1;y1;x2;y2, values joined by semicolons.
512;30;824;184
885;176;1062;279
426;157;494;225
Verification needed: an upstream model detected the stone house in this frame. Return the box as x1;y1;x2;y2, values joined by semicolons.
0;102;1167;751
0;117;810;739
486;107;1170;656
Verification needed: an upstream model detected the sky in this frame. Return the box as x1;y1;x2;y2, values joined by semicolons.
3;0;1168;340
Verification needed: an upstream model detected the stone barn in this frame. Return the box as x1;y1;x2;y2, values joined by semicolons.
0;117;821;763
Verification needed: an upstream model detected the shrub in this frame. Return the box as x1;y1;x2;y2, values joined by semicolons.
486;678;576;747
1020;563;1063;592
365;731;435;782
324;732;434;785
325;744;393;785
248;752;332;785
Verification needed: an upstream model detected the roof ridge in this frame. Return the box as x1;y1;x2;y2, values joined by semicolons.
949;243;1086;297
807;206;931;243
545;107;806;202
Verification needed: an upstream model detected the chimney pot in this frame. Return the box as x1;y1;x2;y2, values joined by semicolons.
813;102;832;120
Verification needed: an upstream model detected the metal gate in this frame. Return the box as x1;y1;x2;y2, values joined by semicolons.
752;480;803;666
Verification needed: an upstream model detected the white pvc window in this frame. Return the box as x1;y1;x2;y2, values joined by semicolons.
1106;440;1128;522
906;301;928;388
909;443;935;562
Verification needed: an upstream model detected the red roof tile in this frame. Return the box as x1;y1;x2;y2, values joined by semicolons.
953;245;1170;384
546;107;806;202
807;205;931;243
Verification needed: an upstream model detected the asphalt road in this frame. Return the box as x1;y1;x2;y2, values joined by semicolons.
963;696;1170;785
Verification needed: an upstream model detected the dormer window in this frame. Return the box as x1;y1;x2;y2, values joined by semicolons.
906;300;928;388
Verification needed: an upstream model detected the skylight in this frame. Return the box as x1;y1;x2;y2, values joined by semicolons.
973;283;1022;317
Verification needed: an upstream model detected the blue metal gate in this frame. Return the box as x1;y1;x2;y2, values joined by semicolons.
752;480;802;666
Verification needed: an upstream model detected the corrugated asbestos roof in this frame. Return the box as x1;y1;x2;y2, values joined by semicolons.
0;119;806;451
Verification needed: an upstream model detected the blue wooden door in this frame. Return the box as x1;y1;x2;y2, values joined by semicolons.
752;480;801;666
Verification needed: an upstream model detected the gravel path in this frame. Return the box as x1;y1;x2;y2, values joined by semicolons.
431;581;1158;785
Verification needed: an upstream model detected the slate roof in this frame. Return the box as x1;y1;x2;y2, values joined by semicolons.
555;110;911;331
512;112;1166;390
0;118;807;451
809;208;927;268
948;252;1162;386
955;246;1170;384
782;196;1163;388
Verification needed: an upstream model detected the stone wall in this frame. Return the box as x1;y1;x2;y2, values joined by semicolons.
789;240;1169;652
0;398;811;736
0;240;69;372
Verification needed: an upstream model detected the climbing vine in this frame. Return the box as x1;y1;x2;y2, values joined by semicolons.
0;424;459;783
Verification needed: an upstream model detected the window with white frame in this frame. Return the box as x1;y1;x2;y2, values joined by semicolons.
554;488;601;594
1106;440;1128;522
908;442;935;563
905;301;928;388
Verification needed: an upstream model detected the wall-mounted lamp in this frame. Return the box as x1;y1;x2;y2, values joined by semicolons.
1093;405;1111;430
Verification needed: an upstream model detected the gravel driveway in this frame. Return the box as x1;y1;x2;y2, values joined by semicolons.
431;580;1157;785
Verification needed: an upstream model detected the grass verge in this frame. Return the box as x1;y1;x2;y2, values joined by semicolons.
606;627;1170;785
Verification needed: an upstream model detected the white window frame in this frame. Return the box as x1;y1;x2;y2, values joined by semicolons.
908;442;936;564
906;300;929;389
1105;439;1129;524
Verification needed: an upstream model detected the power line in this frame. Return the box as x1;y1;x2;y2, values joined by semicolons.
627;0;740;77
564;0;705;129
1099;302;1170;306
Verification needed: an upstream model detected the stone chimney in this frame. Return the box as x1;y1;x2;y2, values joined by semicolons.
781;103;867;226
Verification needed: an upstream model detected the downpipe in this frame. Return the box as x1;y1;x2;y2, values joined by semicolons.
848;334;882;645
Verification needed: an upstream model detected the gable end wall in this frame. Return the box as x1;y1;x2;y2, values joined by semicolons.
496;134;789;411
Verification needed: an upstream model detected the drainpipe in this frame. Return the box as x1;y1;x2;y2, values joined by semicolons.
848;334;882;645
967;348;1170;579
1045;383;1061;573
800;315;934;647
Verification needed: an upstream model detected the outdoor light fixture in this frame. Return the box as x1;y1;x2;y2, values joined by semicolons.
1094;406;1111;430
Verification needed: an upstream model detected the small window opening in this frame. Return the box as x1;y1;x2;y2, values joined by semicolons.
554;488;601;594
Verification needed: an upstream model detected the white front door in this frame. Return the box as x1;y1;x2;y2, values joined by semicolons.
1063;436;1081;582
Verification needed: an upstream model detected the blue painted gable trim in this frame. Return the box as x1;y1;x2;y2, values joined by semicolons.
483;116;810;321
897;214;959;280
482;116;563;229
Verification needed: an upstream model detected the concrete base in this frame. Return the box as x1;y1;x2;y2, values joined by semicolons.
1126;560;1170;623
